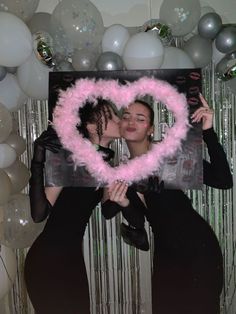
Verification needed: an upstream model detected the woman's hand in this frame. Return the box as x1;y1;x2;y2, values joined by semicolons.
191;93;214;130
32;126;62;163
108;180;129;207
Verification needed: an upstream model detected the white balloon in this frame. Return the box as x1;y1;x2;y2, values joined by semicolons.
4;160;30;194
161;47;195;69
0;12;33;67
0;104;12;143
102;24;130;56
0;245;17;300
17;52;52;100
4;133;26;156
0;144;17;169
123;32;164;70
0;74;28;112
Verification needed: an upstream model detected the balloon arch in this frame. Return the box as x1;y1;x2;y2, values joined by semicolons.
0;0;235;313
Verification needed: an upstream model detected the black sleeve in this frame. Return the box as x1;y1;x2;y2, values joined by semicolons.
101;188;146;229
29;160;52;223
203;128;233;189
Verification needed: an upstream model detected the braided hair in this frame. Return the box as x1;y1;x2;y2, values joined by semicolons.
77;99;114;140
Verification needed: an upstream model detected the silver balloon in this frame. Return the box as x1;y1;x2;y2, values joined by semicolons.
215;26;236;53
183;35;212;68
216;52;236;81
72;49;98;71
141;19;173;46
0;66;7;81
198;12;222;39
96;52;124;71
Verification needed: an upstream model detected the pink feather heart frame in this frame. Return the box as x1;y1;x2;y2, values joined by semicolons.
53;76;190;185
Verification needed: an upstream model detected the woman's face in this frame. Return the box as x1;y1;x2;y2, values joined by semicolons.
120;102;153;143
101;107;121;140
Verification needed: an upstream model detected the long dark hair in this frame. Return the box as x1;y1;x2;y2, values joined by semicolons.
77;98;114;140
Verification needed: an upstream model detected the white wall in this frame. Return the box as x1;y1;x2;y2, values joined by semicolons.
36;0;235;26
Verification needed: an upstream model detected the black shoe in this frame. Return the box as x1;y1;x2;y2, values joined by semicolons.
120;223;150;251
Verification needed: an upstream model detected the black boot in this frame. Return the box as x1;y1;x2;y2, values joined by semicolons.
120;223;150;251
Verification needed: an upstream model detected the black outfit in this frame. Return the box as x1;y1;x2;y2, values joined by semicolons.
102;128;233;314
24;129;112;314
24;187;102;314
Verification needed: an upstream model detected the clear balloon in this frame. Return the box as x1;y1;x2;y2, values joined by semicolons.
4;133;26;156
0;104;12;143
215;26;236;54
122;32;164;70
0;0;39;22
17;52;52;100
0;12;33;67
161;47;195;69
141;19;173;46
102;24;130;56
72;49;98;71
198;13;222;39
0;194;46;249
0;144;17;169
0;74;28;112
0;67;7;82
96;51;124;71
216;52;236;81
50;0;104;58
33;31;55;68
184;35;212;68
54;60;75;72
0;245;17;300
27;12;52;34
159;0;201;36
0;170;12;206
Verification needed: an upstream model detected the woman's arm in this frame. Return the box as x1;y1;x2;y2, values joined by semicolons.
101;181;146;228
191;94;233;189
29;127;62;222
202;128;233;189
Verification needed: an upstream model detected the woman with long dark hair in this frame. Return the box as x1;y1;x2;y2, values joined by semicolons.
103;95;233;314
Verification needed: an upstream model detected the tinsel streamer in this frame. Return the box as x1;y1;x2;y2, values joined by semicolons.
4;66;235;314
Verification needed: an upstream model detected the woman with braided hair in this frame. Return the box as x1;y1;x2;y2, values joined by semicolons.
24;99;120;314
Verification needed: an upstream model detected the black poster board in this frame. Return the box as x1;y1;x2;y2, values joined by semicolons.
46;69;203;189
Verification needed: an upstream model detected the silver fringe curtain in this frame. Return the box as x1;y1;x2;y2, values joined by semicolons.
1;65;235;314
